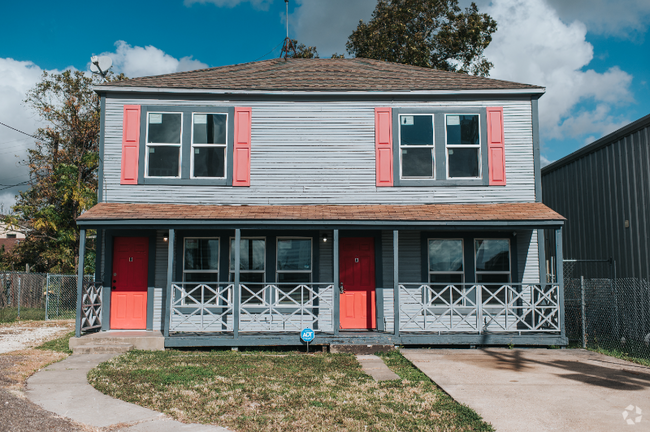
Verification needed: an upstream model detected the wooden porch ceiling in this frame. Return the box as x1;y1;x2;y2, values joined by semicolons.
78;202;564;225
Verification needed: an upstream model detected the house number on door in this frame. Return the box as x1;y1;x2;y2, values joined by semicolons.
355;258;359;263
129;257;133;262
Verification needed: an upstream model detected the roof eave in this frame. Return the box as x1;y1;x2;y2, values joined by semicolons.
93;85;546;97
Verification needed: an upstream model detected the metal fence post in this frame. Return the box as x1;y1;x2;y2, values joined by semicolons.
17;276;21;319
45;274;50;321
581;275;586;349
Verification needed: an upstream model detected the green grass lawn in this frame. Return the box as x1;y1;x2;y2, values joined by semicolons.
88;349;493;432
36;331;74;354
0;307;46;323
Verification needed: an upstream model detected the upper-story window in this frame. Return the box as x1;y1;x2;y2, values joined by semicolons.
393;108;489;186
445;114;480;179
399;114;435;179
138;106;235;186
146;112;182;178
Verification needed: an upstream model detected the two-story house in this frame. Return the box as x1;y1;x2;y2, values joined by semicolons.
74;58;566;348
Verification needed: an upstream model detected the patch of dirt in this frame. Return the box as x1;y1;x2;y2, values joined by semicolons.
0;320;96;432
0;320;74;354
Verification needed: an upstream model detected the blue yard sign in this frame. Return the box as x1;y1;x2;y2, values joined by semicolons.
301;328;315;343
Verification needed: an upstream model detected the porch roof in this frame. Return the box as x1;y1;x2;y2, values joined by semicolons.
77;202;564;229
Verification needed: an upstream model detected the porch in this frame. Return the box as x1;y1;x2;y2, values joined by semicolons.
74;202;567;347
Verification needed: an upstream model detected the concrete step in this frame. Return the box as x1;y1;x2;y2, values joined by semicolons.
72;342;134;355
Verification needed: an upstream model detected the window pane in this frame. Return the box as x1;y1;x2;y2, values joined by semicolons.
401;148;434;178
429;274;463;284
478;273;509;305
446;115;479;145
277;273;311;283
230;239;265;271
475;239;510;272
236;273;265;283
448;148;479;178
184;273;219;283
277;239;311;271
148;146;180;177
193;114;227;144
148;113;181;144
400;115;433;145
193;146;225;178
428;240;463;272
184;239;219;271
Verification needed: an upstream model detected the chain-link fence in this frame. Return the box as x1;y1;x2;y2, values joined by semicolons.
564;260;650;361
0;272;93;323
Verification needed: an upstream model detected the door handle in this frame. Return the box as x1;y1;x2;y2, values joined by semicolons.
339;283;345;294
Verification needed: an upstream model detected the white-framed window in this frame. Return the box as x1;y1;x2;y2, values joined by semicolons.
445;114;481;179
230;237;266;304
475;239;511;305
428;239;464;305
276;237;312;304
399;114;435;179
191;113;228;179
145;112;182;178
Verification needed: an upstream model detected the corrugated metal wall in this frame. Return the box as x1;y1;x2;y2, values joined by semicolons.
542;119;650;279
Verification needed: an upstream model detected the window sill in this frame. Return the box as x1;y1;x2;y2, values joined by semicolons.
141;178;231;186
394;178;489;187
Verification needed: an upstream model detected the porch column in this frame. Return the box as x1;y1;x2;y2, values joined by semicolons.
75;229;86;338
555;227;565;340
233;229;241;339
163;229;175;338
333;229;339;336
393;230;399;337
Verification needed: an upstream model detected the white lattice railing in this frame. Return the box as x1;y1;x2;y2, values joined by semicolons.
399;283;560;333
170;283;234;332
239;283;335;332
81;282;103;332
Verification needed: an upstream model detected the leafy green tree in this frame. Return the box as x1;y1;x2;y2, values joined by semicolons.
3;70;126;274
346;0;497;76
286;39;319;58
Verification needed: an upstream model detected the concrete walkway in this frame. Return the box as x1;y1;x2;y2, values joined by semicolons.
26;354;230;431
356;354;400;381
402;348;650;432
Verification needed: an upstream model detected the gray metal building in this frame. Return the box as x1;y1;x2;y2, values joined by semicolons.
542;113;650;279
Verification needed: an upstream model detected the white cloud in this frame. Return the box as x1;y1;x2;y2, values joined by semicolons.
290;0;376;56
483;0;634;141
184;0;273;11
545;0;650;37
99;41;208;78
0;58;53;210
540;155;552;167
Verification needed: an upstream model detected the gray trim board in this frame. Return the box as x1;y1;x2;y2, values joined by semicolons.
98;95;106;203
532;97;542;202
392;107;489;187
75;229;86;338
333;230;340;336
137;106;235;186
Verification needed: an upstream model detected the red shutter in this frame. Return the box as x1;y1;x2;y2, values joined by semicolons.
487;107;506;186
120;105;141;185
233;107;252;187
375;107;393;187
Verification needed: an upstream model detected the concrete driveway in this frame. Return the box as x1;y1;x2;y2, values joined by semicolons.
402;348;650;432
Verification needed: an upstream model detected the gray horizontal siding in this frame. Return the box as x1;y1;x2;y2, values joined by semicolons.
102;98;535;205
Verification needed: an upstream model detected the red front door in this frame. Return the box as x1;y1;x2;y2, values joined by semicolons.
110;237;149;329
339;237;376;330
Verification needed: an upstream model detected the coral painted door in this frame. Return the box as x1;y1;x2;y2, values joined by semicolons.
339;237;376;329
110;237;148;329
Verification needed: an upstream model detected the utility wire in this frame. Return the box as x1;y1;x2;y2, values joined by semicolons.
254;40;285;62
0;121;41;141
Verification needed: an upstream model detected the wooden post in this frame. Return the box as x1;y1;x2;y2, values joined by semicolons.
333;229;339;336
163;229;175;338
234;229;241;340
75;229;86;338
555;227;565;341
393;230;399;337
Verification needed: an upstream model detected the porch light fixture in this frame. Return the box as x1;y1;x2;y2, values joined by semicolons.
163;235;169;242
321;233;328;243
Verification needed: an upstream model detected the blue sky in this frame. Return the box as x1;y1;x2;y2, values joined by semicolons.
1;0;649;207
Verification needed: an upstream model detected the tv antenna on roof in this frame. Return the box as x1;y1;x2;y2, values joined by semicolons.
279;0;296;59
90;55;113;78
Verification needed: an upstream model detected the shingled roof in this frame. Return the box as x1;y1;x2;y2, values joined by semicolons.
77;203;564;225
96;58;543;93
